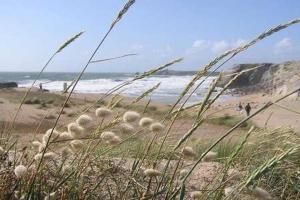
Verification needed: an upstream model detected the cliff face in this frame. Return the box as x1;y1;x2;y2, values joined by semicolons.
218;61;300;96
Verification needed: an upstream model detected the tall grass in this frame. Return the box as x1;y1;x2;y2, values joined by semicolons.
0;3;299;199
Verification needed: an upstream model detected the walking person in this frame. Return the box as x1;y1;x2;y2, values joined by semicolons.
245;103;251;116
238;102;243;115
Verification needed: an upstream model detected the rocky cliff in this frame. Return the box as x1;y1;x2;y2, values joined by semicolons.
218;61;300;97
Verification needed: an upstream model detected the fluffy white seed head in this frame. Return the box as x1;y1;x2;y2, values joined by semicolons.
179;168;189;179
139;117;154;128
38;143;46;153
182;146;197;158
95;107;113;118
45;128;59;136
150;122;164;132
14;165;28;178
61;147;73;158
123;111;140;123
119;123;134;134
43;129;59;144
68;123;84;139
224;186;238;197
70;140;84;151
203;151;217;162
100;131;116;141
34;153;43;161
108;135;122;145
34;152;56;161
191;191;202;199
32;141;42;151
44;152;57;160
58;131;73;141
249;186;273;200
144;168;161;177
76;114;93;127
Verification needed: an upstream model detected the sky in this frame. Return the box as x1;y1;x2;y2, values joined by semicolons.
0;0;299;72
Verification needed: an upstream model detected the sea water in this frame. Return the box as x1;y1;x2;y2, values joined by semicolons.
0;72;228;104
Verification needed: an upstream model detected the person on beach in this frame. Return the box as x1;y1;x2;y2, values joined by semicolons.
245;103;251;116
238;102;243;110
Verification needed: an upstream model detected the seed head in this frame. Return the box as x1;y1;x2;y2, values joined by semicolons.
150;122;164;132
139;117;154;128
34;152;56;161
14;165;28;178
59;131;73;141
38;143;46;153
100;131;116;141
61;147;73;158
108;135;121;145
179;168;189;179
249;186;273;200
182;146;197;158
144;168;161;177
68;123;84;139
95;107;113;118
123;111;140;123
76;114;93;127
70;140;84;151
202;151;217;162
34;153;43;161
43;129;59;144
32;141;42;151
44;152;57;160
119;123;134;134
191;191;202;199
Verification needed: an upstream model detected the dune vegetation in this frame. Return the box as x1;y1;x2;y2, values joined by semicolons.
0;1;299;199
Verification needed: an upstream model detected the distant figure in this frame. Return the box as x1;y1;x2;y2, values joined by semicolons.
245;103;251;116
63;82;68;92
238;102;243;110
238;102;243;114
39;83;43;90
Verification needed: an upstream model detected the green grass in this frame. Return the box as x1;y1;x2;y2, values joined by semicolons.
207;115;252;129
96;136;177;160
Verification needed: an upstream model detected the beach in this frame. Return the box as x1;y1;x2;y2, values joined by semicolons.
1;85;299;147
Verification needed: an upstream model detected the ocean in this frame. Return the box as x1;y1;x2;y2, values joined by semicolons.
0;72;227;104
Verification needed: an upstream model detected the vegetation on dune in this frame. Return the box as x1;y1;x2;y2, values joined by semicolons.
207;115;252;129
0;1;300;199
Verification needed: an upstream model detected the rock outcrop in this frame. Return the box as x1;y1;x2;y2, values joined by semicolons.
0;82;18;89
218;61;300;98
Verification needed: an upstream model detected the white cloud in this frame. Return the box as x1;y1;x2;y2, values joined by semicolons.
192;40;210;49
211;40;229;53
187;38;248;55
274;38;293;54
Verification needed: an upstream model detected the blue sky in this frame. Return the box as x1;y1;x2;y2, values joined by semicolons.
0;0;299;72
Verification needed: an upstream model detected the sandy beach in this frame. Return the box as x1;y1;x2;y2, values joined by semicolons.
1;87;299;146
